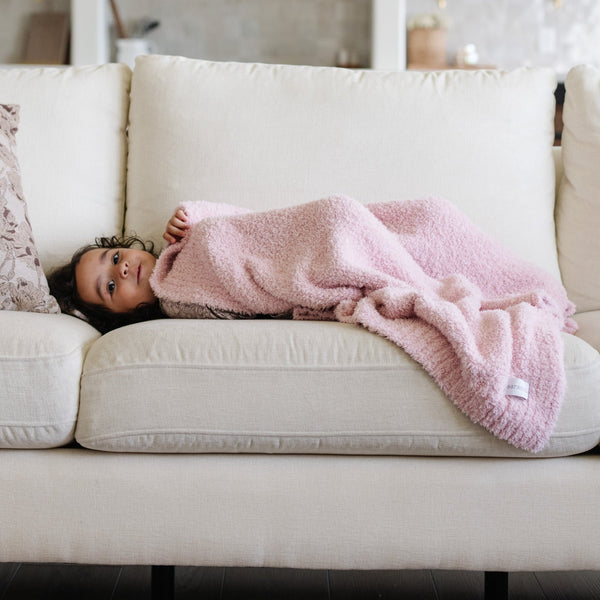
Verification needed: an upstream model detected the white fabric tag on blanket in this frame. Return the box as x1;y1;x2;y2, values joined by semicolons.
505;377;530;400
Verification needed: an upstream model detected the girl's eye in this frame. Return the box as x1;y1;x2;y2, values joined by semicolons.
108;280;115;295
112;252;119;265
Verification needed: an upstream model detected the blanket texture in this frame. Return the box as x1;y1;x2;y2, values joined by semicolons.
150;196;576;452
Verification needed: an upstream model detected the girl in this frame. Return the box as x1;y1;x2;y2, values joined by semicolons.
49;196;576;341
48;208;190;333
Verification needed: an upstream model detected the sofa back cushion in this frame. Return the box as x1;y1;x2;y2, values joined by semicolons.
0;64;131;273
126;56;560;279
557;64;600;313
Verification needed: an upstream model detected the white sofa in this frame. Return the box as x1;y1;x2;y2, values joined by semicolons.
1;56;600;599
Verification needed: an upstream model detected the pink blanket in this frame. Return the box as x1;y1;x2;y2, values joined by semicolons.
150;195;577;452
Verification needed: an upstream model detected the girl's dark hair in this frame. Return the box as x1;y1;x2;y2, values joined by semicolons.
47;235;164;334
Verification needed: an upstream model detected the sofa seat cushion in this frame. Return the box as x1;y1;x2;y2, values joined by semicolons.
76;319;600;457
0;312;100;448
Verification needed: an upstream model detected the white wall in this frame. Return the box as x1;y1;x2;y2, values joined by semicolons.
70;0;109;65
372;0;406;70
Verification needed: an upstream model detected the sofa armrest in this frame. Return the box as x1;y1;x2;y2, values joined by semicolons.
574;311;600;351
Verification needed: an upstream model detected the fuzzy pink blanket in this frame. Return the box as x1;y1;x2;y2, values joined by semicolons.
150;195;577;452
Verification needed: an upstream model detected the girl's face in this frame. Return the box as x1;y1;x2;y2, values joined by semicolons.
75;247;157;313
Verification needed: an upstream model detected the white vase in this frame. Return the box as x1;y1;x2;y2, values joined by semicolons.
116;38;156;69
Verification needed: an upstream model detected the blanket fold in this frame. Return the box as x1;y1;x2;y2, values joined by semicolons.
150;195;576;452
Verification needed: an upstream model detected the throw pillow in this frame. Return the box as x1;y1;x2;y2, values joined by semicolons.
0;104;59;313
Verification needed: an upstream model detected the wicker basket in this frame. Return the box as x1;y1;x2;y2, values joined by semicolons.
407;28;447;68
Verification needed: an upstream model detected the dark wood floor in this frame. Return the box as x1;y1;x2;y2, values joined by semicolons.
1;565;600;599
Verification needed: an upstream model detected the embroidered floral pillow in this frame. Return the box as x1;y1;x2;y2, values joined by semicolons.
0;104;59;313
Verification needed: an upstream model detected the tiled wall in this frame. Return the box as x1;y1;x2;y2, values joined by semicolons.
407;0;600;78
109;0;372;68
2;0;600;77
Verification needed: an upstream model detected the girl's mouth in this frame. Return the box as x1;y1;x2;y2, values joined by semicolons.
137;265;141;283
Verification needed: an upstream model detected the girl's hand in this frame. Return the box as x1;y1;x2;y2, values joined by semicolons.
163;208;189;244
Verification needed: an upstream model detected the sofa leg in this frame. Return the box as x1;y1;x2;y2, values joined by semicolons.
484;571;509;600
151;565;175;600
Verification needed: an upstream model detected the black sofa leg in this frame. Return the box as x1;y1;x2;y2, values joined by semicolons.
485;571;509;600
151;565;175;600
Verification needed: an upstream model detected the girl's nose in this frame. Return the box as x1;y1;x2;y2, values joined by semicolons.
119;261;129;278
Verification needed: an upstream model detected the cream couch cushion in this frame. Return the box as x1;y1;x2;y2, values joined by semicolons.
0;64;130;273
557;64;600;313
3;450;600;570
126;56;560;280
76;319;600;457
0;312;99;448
